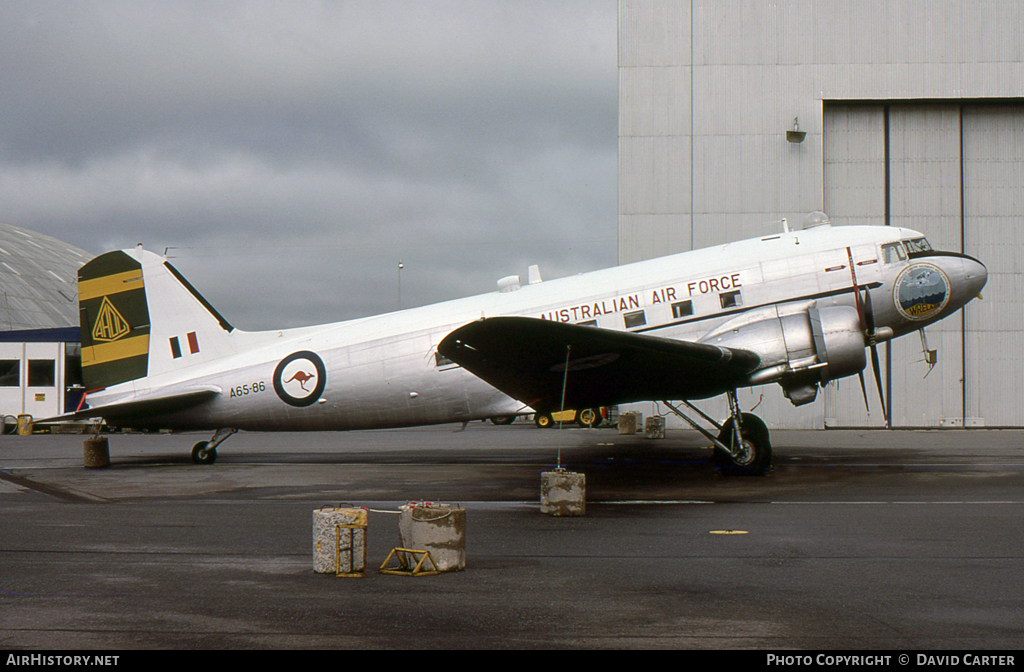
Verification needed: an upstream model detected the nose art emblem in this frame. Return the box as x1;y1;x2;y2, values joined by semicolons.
894;263;950;321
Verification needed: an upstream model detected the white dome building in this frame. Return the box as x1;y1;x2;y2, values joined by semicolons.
1;222;93;426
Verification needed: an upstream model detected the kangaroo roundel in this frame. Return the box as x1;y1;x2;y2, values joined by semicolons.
273;351;327;407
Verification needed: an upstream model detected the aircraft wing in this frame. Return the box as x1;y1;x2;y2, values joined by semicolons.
41;387;221;424
437;317;760;412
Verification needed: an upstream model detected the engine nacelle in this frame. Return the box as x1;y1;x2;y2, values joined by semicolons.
700;304;866;406
808;305;867;383
780;305;867;406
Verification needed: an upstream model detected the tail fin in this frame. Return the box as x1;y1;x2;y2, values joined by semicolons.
79;248;236;391
79;251;151;390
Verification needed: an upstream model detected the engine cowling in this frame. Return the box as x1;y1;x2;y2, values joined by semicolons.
808;305;866;383
699;304;866;406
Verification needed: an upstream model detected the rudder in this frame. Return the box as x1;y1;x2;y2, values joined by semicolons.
78;251;151;390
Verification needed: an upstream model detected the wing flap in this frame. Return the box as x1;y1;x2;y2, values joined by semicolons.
438;317;760;412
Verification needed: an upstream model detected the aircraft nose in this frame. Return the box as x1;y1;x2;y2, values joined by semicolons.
962;254;988;299
941;253;988;315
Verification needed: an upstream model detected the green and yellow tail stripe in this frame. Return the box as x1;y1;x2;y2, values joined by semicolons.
78;268;144;302
78;251;151;390
81;335;151;366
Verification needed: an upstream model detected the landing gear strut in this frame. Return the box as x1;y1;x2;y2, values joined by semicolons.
191;427;237;465
662;391;772;476
713;411;772;475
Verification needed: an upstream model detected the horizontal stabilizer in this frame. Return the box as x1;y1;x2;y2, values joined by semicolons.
41;387;221;424
438;317;760;412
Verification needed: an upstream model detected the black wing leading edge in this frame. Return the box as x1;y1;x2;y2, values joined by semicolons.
437;316;761;413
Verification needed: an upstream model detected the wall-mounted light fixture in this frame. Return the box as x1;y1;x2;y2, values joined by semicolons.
786;117;806;143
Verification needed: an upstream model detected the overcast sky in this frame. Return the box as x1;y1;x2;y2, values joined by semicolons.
0;1;617;330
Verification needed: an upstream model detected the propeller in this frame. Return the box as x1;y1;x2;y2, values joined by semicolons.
862;288;887;418
847;248;887;419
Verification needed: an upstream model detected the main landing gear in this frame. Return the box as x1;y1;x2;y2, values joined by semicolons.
662;391;772;476
191;427;238;465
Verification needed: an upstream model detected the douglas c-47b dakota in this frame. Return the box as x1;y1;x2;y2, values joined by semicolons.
57;212;987;472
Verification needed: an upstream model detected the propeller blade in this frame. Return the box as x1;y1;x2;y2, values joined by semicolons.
857;370;870;413
863;285;876;335
847;247;887;419
870;343;887;419
846;247;867;331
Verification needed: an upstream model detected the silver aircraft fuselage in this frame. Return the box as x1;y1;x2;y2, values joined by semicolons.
84;223;986;431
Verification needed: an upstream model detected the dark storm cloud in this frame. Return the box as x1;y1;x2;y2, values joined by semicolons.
0;1;617;329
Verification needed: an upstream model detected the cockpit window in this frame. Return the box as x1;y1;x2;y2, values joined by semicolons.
903;237;932;254
881;242;907;263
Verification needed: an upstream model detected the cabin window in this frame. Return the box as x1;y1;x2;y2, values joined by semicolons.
0;360;18;387
881;242;907;263
623;310;646;329
671;300;693;319
28;360;55;387
720;291;742;309
577;319;597;327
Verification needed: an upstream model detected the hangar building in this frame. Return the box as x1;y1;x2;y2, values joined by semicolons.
0;222;90;425
619;0;1024;428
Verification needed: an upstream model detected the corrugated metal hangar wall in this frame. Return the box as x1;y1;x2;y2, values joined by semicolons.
618;0;1024;428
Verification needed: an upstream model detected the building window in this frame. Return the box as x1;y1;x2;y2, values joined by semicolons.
577;319;597;327
28;360;55;387
720;291;742;309
65;344;83;388
0;360;18;387
671;300;693;319
623;310;646;329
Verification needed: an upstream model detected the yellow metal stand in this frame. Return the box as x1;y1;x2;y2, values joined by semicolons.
379;548;440;576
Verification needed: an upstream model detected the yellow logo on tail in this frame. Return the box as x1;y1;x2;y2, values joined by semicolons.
92;296;131;342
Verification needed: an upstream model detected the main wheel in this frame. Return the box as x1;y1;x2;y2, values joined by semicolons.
713;413;771;475
191;441;217;465
575;408;602;428
534;413;554;429
490;415;516;425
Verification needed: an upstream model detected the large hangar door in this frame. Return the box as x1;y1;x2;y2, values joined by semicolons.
887;106;964;427
824;102;1024;428
823;104;890;428
963;105;1024;427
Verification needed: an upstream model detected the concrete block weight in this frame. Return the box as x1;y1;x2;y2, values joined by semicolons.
540;470;585;516
397;502;466;572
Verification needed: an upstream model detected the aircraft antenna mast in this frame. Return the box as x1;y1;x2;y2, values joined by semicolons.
397;261;404;310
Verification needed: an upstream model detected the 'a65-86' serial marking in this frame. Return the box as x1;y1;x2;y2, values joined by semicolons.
230;381;267;398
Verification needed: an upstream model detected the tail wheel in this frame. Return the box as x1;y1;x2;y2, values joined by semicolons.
713;413;771;476
191;441;217;465
575;408;602;428
534;413;554;429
